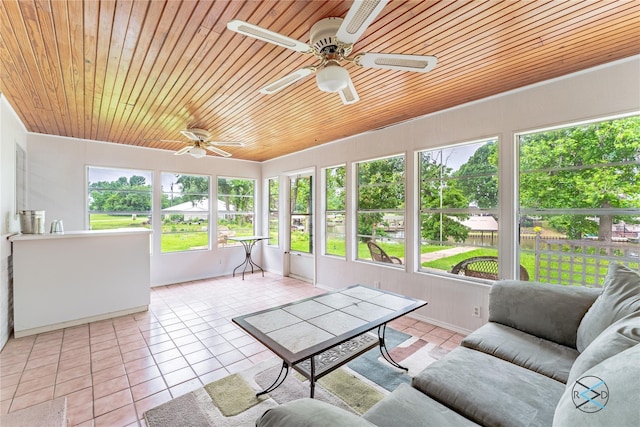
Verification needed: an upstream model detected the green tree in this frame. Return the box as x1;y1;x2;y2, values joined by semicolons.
519;117;640;240
291;176;311;214
269;178;279;211
454;141;498;208
326;166;346;211
177;175;209;206
89;175;151;212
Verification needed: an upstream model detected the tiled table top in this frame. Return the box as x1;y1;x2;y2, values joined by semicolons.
233;285;427;364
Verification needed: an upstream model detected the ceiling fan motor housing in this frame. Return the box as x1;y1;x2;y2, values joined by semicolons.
310;18;350;56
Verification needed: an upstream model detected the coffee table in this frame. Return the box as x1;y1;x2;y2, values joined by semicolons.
232;285;427;398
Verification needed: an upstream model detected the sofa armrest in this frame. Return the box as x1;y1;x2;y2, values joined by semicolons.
256;398;376;427
489;280;600;348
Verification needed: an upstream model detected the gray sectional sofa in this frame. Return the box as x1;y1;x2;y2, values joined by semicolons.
257;263;640;426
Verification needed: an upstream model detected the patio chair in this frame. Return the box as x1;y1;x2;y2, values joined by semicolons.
367;241;403;265
450;256;529;280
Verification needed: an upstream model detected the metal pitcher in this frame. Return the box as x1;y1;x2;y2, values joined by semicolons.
50;220;64;233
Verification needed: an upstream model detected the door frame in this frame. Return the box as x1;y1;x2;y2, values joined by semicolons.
284;168;316;284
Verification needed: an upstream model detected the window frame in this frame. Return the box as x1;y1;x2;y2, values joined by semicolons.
217;176;257;248
323;164;347;258
417;138;500;278
160;172;211;253
289;174;314;254
355;153;406;266
267;177;279;247
517;114;640;286
87;165;153;231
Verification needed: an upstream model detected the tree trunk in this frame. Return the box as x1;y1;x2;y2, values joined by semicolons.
598;201;613;242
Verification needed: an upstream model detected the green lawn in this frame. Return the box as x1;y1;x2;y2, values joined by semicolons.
90;215;633;285
421;248;498;271
161;232;208;252
89;214;151;230
325;238;446;260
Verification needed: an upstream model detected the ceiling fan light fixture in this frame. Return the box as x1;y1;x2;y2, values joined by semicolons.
316;62;349;93
189;146;206;158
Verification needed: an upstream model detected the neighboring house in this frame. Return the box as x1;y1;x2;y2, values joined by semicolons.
162;199;234;221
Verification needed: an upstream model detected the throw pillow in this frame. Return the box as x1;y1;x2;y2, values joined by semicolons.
567;311;640;386
576;263;640;352
553;344;640;427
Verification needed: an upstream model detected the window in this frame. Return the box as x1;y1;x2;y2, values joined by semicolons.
217;177;255;247
519;116;640;286
268;177;279;246
290;175;313;253
161;173;209;252
356;155;405;264
88;166;152;231
324;165;346;257
418;140;499;275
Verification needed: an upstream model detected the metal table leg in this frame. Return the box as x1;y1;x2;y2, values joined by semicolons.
232;239;265;280
309;355;316;398
377;323;408;371
256;361;290;397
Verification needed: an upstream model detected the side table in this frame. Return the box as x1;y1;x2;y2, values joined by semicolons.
228;236;268;280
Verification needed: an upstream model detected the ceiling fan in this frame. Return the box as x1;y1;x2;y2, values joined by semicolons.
168;129;245;158
227;0;437;105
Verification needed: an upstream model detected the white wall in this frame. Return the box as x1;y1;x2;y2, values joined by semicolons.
261;56;640;333
2;57;638;342
0;95;27;349
26;134;262;287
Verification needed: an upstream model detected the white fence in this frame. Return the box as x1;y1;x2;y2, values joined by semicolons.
525;234;639;287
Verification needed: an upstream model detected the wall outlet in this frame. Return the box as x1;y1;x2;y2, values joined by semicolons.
373;281;380;289
472;306;481;317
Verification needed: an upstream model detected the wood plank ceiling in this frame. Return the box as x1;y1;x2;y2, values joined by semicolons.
1;1;639;162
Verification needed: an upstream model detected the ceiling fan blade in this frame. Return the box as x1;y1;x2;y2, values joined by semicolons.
336;0;388;45
338;75;359;105
260;67;315;95
356;52;437;73
209;141;246;147
204;144;232;158
227;20;312;54
174;146;191;156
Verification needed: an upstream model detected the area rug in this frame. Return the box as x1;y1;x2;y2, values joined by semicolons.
0;397;67;427
145;328;447;426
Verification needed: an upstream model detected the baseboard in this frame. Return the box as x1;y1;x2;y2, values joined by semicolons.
14;305;148;338
408;312;474;335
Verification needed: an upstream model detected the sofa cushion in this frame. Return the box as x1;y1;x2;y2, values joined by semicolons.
576;263;640;352
553;344;640;426
568;311;640;386
413;346;565;426
461;322;579;383
489;280;600;348
256;398;376;427
362;383;478;427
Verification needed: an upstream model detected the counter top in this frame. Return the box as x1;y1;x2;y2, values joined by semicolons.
9;227;152;242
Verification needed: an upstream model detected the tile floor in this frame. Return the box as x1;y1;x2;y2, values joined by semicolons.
0;273;464;426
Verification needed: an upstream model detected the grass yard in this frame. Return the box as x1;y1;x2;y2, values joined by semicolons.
161;232;208;252
325;238;447;260
89;214;151;230
90;214;633;285
421;248;498;271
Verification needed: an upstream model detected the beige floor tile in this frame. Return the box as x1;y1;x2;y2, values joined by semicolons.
1;273;453;426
